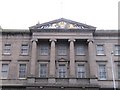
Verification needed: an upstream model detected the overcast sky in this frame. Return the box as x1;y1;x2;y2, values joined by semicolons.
0;0;119;30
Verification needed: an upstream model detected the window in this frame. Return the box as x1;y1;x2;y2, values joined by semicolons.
21;44;29;55
58;64;67;78
96;45;105;55
77;64;85;78
58;45;67;55
1;64;9;79
118;65;120;79
3;44;11;55
76;45;85;55
114;45;120;55
40;45;49;55
39;64;47;77
99;64;106;80
19;64;26;78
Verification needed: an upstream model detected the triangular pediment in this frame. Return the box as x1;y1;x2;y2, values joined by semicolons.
57;58;68;62
29;18;96;30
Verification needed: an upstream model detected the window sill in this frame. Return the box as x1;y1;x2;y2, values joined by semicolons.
58;55;67;56
18;78;27;80
56;77;69;79
2;53;11;56
40;55;49;56
114;54;120;56
98;79;107;81
20;54;29;56
96;54;106;56
76;55;86;56
36;77;48;79
0;78;8;80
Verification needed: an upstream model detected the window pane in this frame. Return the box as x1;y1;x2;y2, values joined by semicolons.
99;65;106;80
58;64;66;78
97;45;104;55
39;64;47;77
118;65;120;79
4;44;11;54
77;64;85;78
58;45;67;55
115;45;120;55
76;45;85;55
40;45;49;55
21;44;29;55
1;64;9;78
19;64;26;78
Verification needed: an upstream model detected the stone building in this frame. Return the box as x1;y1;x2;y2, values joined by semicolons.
0;18;120;90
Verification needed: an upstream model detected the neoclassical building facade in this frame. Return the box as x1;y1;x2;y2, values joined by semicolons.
0;18;120;90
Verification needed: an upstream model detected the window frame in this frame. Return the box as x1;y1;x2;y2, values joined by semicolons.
76;64;86;78
1;64;9;79
96;44;105;55
118;65;120;79
19;64;27;79
114;45;120;55
39;63;48;78
58;44;67;55
76;45;85;55
40;44;49;56
3;43;11;55
21;44;29;55
58;64;67;78
98;64;107;80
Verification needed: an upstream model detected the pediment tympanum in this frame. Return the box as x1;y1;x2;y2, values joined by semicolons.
29;18;96;30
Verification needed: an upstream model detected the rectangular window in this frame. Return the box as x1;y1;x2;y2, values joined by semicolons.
58;64;67;78
21;44;29;55
1;64;9;79
3;44;11;54
40;45;49;55
39;64;47;77
96;45;105;55
118;65;120;79
114;45;120;55
19;64;26;78
99;64;106;80
58;45;67;55
76;45;85;55
77;64;85;78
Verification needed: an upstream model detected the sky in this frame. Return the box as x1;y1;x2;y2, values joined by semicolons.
0;0;119;30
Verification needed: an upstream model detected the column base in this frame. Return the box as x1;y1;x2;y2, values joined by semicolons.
27;75;35;83
90;78;98;85
48;78;55;83
69;78;77;84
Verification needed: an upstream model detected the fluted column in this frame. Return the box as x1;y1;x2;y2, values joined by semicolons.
49;39;56;77
69;39;76;77
87;39;96;78
30;39;37;76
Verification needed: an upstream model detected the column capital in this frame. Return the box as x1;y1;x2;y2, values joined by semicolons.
87;39;94;43
49;38;57;42
68;39;76;42
31;39;38;42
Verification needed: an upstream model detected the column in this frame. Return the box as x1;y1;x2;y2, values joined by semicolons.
87;39;96;78
69;39;76;77
30;39;37;76
49;39;56;78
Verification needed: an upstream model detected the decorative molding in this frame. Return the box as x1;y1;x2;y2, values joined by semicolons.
29;18;96;30
68;39;76;42
49;39;57;42
31;39;38;42
87;39;94;43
